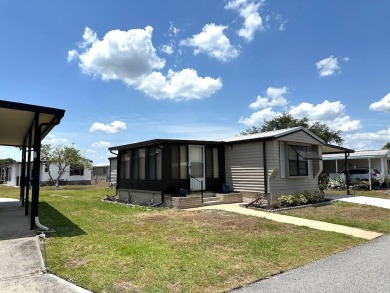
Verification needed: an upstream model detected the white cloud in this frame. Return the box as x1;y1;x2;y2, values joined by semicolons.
69;26;165;85
69;26;223;100
42;134;69;145
344;127;390;150
290;100;361;132
290;100;345;121
89;121;127;133
239;107;280;126
67;49;78;62
316;55;341;77
225;0;264;42
249;86;288;110
92;141;112;148
137;68;222;100
369;93;390;112
161;44;174;55
180;23;239;62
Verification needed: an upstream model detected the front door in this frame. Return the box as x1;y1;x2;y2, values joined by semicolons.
189;145;205;191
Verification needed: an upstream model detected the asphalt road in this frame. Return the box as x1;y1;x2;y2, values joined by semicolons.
230;235;390;293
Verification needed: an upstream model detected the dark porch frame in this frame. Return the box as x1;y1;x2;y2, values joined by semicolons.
110;139;226;201
0;100;65;229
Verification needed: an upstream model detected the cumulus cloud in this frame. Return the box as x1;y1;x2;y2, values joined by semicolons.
239;107;280;126
137;68;222;100
316;55;341;77
89;121;127;133
225;0;264;42
92;141;112;148
68;26;223;100
369;93;390;112
290;100;345;121
290;100;361;132
249;86;288;110
344;127;390;150
180;23;239;62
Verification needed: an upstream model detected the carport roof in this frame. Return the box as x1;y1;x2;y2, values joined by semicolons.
0;100;65;147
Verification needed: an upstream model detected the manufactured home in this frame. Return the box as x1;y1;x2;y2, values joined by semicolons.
109;127;352;205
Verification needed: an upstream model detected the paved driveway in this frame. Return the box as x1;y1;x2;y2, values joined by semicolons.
325;194;390;209
230;235;390;293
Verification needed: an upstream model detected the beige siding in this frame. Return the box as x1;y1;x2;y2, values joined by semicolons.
277;130;321;145
225;142;265;193
225;129;323;198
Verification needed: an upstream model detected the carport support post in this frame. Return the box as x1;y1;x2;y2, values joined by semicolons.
30;113;41;230
25;127;32;216
345;152;350;195
20;142;27;206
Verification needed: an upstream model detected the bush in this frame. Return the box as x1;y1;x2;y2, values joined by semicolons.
274;190;325;208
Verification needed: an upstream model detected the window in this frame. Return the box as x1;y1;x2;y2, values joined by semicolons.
125;150;131;179
172;145;188;180
148;147;156;180
139;148;146;180
206;147;220;179
288;145;308;176
70;165;84;176
44;164;49;173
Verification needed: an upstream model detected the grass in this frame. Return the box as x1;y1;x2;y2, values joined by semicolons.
325;188;390;199
0;184;366;292
280;201;390;234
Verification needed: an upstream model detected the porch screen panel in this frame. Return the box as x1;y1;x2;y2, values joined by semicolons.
213;148;219;178
148;147;156;180
180;145;187;179
139;148;146;180
206;148;213;178
125;150;131;179
132;149;139;179
156;148;162;180
171;145;180;179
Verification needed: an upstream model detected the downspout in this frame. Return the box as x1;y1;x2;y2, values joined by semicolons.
263;140;269;194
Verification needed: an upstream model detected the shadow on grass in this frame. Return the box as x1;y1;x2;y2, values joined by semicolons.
39;202;86;237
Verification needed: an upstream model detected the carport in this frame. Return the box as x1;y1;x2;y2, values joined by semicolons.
0;100;65;229
322;143;355;194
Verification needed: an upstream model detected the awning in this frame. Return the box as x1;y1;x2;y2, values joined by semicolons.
291;145;322;160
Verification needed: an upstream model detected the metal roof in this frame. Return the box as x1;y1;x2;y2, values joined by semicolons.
222;126;325;144
0;100;65;147
323;149;390;160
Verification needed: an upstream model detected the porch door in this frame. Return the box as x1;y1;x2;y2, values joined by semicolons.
189;145;205;191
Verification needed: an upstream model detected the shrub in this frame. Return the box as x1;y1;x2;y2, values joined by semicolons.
274;190;325;208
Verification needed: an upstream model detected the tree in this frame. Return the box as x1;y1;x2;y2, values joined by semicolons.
41;144;91;187
0;158;17;166
241;112;343;145
381;143;390;150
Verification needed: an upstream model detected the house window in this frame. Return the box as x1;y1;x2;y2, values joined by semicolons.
44;164;49;172
172;145;188;180
70;165;84;176
288;145;308;176
125;150;131;179
206;147;220;179
139;148;146;180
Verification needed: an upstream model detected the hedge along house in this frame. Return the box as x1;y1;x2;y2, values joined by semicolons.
109;139;225;205
110;127;353;205
0;100;65;229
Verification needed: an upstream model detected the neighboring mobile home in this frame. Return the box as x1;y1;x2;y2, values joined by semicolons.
109;127;352;205
1;162;92;186
323;149;390;180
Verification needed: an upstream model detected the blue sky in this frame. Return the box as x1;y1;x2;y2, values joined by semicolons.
1;0;390;165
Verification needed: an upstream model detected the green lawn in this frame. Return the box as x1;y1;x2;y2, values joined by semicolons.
1;184;366;292
325;188;390;199
280;201;390;234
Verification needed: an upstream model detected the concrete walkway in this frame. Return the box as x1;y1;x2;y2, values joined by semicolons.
325;194;390;209
0;198;91;292
189;203;383;240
